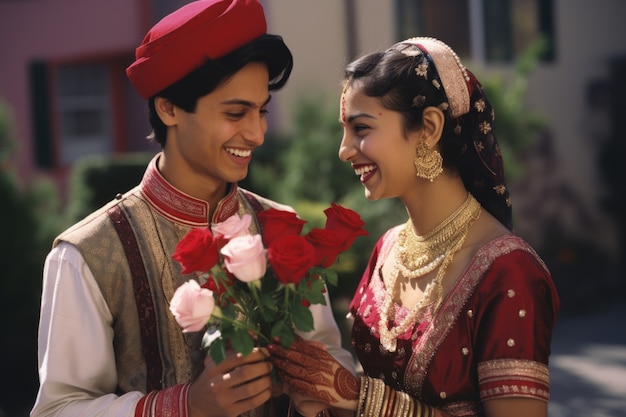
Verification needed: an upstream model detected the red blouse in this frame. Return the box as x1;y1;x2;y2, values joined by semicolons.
349;231;560;417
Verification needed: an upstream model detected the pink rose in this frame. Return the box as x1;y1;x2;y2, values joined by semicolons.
221;234;267;283
212;213;252;239
169;280;215;333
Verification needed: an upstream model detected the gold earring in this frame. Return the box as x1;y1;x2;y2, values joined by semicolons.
414;141;443;181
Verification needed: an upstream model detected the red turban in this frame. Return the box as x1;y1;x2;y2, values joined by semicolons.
127;0;267;99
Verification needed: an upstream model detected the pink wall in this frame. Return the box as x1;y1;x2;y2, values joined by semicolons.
0;0;145;183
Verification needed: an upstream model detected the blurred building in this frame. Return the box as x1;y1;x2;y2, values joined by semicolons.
1;0;625;259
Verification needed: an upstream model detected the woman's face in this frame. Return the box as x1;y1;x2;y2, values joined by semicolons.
339;85;421;201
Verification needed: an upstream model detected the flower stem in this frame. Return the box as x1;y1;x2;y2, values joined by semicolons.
212;313;270;345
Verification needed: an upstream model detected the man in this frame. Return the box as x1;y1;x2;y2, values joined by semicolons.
31;1;354;416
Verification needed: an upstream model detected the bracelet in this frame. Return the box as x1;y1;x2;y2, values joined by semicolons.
356;376;369;417
358;376;436;417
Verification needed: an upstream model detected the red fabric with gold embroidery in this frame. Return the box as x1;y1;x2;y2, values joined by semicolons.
350;233;559;417
135;384;189;417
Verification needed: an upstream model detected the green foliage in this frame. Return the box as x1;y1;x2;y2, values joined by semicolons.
0;98;16;164
66;152;154;223
0;99;63;411
478;37;549;180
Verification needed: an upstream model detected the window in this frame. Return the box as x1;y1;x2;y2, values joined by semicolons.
395;0;554;63
395;0;471;58
56;64;112;164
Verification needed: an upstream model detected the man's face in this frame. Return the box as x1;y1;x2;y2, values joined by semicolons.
163;62;271;199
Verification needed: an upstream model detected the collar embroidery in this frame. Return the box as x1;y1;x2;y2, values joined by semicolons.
139;153;240;227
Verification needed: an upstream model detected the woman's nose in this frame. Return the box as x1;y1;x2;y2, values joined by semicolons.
338;132;356;162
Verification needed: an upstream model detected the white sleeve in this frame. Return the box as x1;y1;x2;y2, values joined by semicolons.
31;242;143;417
297;289;356;376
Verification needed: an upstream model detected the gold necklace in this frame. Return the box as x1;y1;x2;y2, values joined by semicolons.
379;194;481;352
394;193;477;279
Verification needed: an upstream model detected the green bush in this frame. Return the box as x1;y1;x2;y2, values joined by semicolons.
66;152;155;223
0;99;62;413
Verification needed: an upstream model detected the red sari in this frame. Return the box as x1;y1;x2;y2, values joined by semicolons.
349;231;560;417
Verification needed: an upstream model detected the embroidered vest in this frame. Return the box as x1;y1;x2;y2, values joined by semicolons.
54;186;278;396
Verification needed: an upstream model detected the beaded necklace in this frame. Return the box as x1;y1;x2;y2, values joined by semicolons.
378;194;481;352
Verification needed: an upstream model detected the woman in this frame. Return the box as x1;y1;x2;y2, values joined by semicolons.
269;37;560;417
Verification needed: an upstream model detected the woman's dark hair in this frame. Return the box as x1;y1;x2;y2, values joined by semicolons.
148;34;293;146
343;46;462;173
343;43;513;230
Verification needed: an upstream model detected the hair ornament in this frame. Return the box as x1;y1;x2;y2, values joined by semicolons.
412;95;426;108
415;62;429;77
474;99;486;112
401;37;470;118
399;43;423;57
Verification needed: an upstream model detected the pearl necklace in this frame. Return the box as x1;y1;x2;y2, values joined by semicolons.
378;194;481;352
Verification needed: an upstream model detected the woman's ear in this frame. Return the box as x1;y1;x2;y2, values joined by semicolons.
419;106;445;147
154;97;177;126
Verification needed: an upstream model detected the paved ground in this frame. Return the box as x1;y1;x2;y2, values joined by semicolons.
548;302;626;417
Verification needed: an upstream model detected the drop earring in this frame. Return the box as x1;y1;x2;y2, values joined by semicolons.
414;141;443;181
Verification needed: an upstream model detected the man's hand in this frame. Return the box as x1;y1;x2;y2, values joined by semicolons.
268;339;359;412
188;347;273;417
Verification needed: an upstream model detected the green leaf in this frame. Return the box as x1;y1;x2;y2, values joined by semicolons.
322;269;338;287
290;303;315;332
259;292;278;310
220;302;237;320
309;266;338;286
299;277;327;305
231;328;255;356
271;320;295;348
207;338;227;364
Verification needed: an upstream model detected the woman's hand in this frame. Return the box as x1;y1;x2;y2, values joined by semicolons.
284;388;329;417
188;347;274;417
268;339;359;411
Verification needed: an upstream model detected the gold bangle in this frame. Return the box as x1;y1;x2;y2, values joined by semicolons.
363;380;372;417
357;376;369;417
372;378;385;416
380;385;390;417
384;389;396;417
394;391;405;417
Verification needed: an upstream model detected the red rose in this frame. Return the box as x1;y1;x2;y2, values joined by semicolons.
305;228;345;268
258;208;307;247
268;235;316;284
202;274;233;296
173;228;224;274
323;203;368;251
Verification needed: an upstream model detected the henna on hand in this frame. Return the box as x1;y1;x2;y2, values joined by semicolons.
268;340;358;407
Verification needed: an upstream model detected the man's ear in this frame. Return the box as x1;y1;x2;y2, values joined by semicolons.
154;97;177;126
420;106;445;147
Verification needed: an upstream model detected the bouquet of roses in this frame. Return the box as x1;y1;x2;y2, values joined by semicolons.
169;202;367;364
